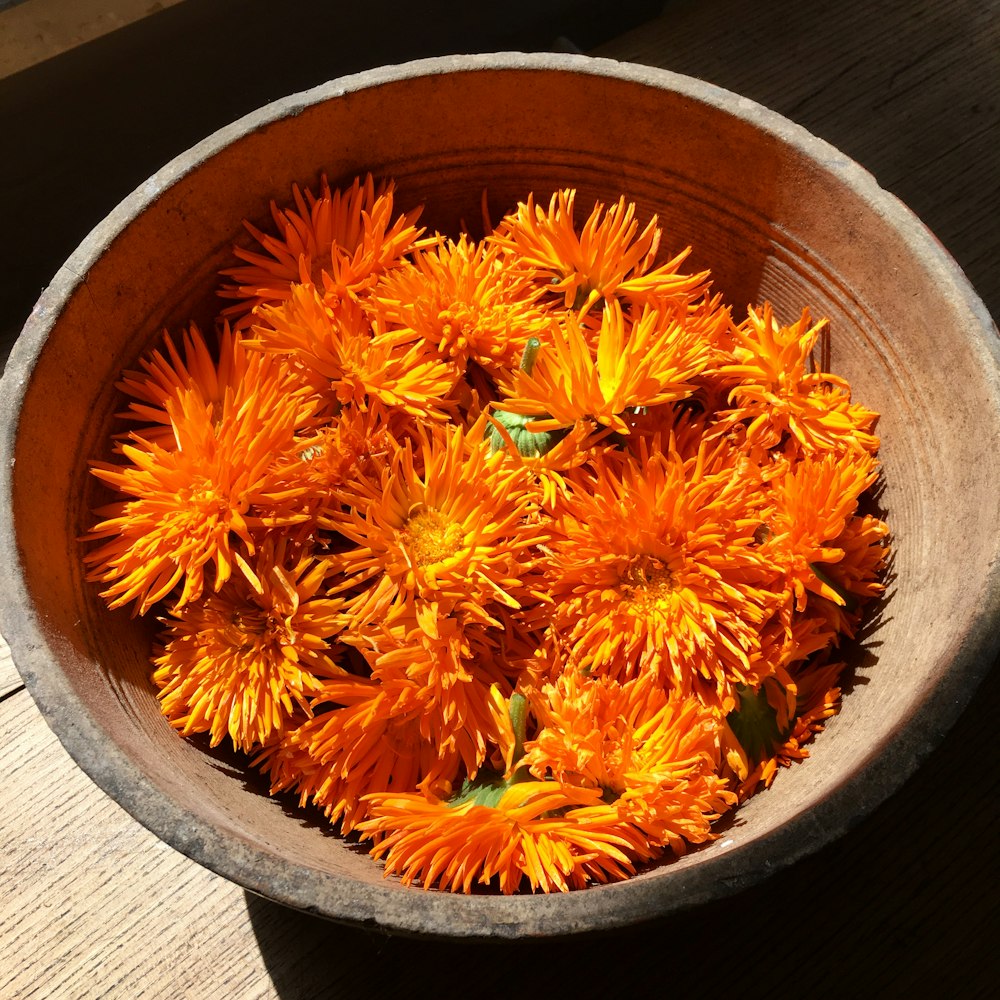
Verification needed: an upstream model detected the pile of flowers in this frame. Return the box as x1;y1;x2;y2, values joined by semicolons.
84;175;888;893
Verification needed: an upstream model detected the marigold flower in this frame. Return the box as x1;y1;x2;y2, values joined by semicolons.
84;176;890;895
807;513;891;637
488;414;612;512
346;607;515;778
328;416;549;630
258;675;461;834
360;777;650;893
525;672;737;854
494;299;721;435
251;282;458;422
761;449;882;612
724;658;845;800
84;351;318;614
366;233;548;374
220;174;428;326
489;188;709;313
153;536;346;752
114;322;251;447
360;676;733;893
276;402;401;533
718;304;880;457
535;443;780;709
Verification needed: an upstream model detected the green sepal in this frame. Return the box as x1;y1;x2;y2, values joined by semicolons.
446;692;534;809
726;683;792;762
447;770;510;809
488;410;566;457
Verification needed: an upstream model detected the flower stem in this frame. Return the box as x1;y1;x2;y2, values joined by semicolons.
519;337;541;375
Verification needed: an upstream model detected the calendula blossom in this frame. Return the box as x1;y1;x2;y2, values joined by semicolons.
534;441;782;709
366;233;548;373
717;304;880;458
84;350;318;614
327;415;549;630
489;188;709;314
252;283;458;422
220;173;429;326
154;536;346;752
494;299;722;436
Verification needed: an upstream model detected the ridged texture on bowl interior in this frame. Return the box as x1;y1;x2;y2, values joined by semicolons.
2;53;999;938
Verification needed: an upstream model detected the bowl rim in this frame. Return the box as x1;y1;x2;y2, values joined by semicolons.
2;50;999;939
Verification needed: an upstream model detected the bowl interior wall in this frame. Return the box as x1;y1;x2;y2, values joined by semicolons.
9;64;1000;908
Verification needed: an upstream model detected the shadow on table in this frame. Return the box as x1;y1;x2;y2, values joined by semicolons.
242;885;754;1000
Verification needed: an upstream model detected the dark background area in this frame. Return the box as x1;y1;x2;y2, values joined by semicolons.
0;0;664;356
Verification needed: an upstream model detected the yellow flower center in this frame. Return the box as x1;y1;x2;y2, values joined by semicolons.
619;557;676;612
221;605;295;654
401;506;463;567
176;480;233;528
437;306;474;355
230;607;272;636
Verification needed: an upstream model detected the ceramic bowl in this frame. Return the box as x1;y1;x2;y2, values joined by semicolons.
2;53;998;938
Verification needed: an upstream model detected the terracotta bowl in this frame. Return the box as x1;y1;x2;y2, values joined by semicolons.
2;53;998;939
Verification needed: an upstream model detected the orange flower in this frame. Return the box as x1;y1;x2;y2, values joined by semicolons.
251;282;458;422
818;512;890;633
366;233;547;373
524;673;736;855
220;174;428;326
257;675;460;834
84;350;317;614
725;658;846;800
494;299;721;435
84;175;890;896
153;536;345;752
359;677;733;893
535;442;780;709
489;188;709;313
328;416;549;630
488;414;612;512
347;607;516;778
361;776;649;894
276;402;401;533
115;323;253;448
760;449;882;613
718;304;880;457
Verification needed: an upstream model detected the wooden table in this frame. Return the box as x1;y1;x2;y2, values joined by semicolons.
2;1;997;997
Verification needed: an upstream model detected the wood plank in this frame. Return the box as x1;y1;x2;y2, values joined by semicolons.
0;633;21;699
5;669;995;998
0;688;279;1000
0;0;189;79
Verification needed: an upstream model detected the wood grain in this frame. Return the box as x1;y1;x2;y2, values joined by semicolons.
0;634;20;699
3;664;996;997
0;0;189;78
0;687;278;1000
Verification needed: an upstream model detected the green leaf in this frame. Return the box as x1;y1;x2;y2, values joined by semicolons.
447;771;510;809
